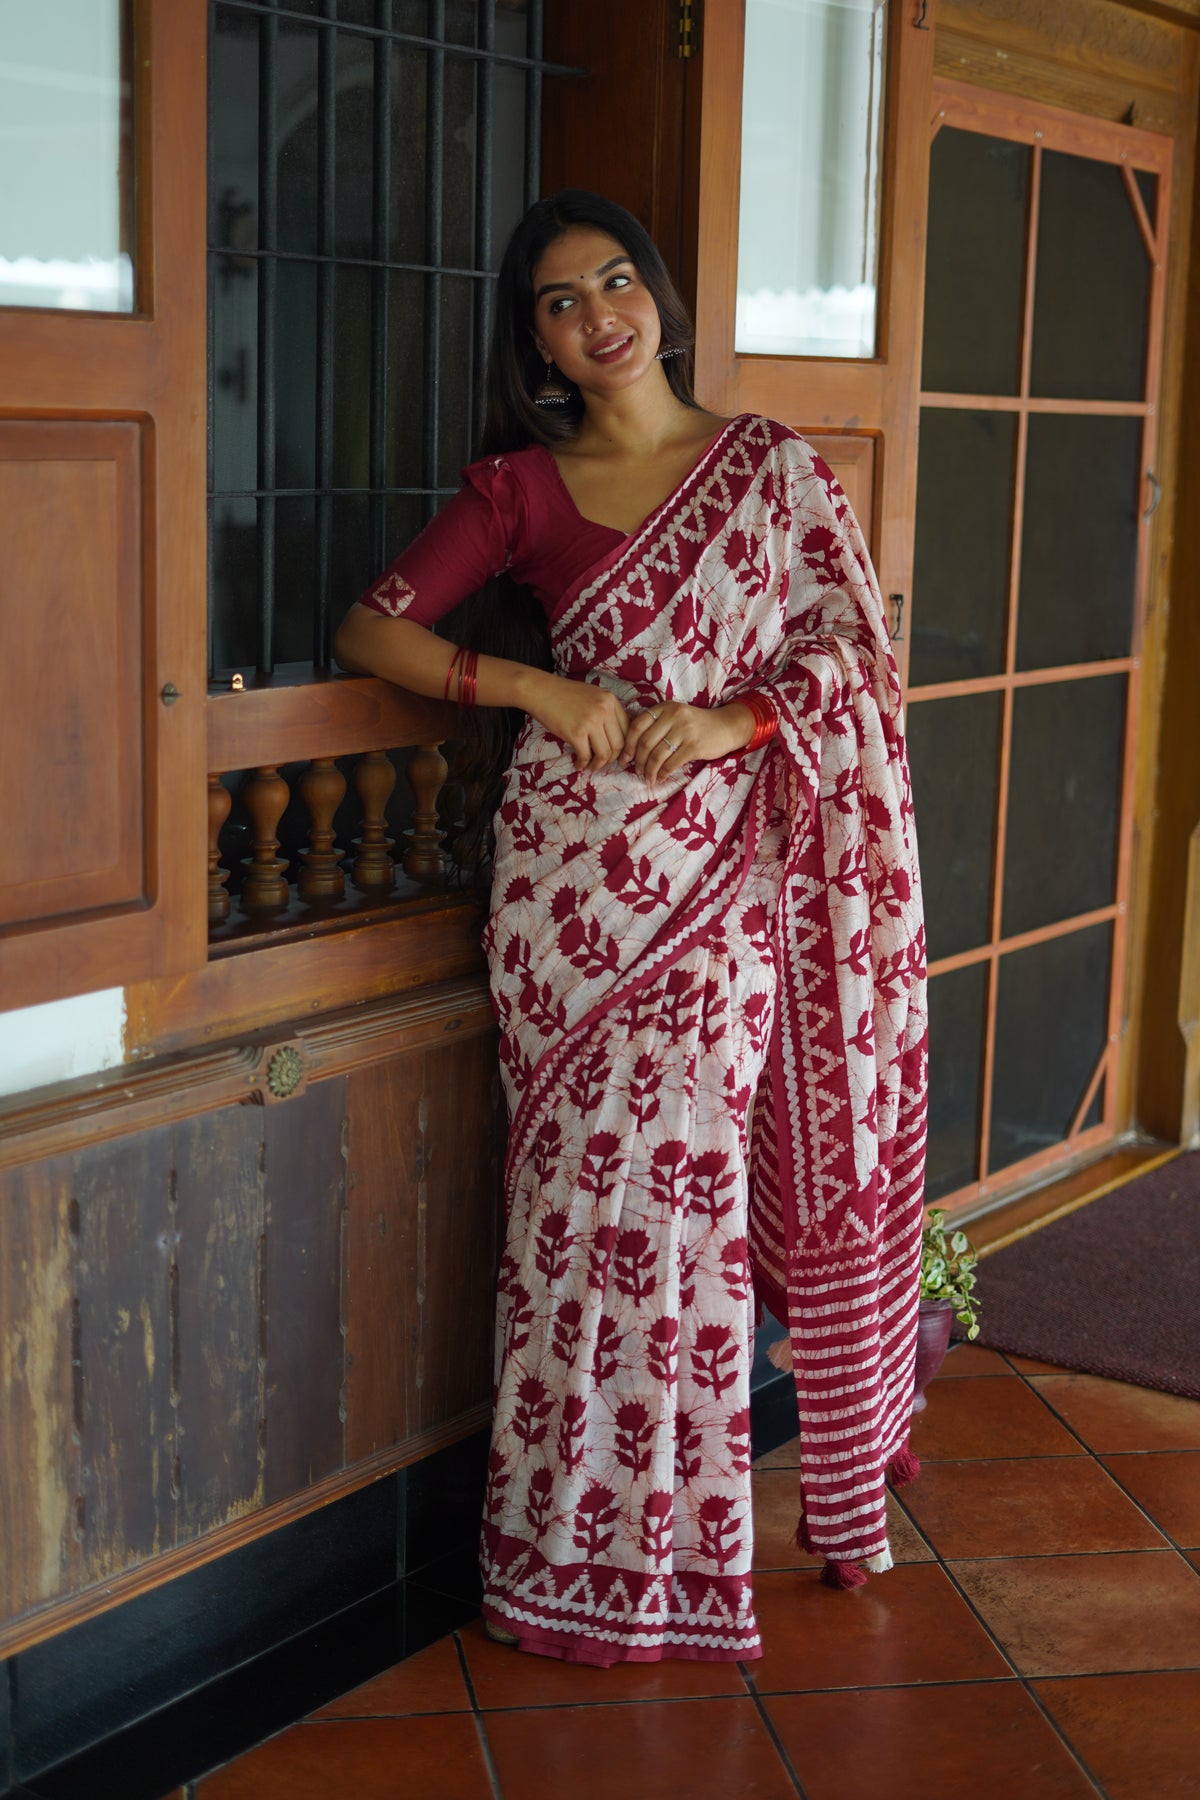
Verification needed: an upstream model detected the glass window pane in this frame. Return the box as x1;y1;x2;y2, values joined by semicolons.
1001;675;1126;939
925;963;987;1202
1030;151;1150;403
911;409;1016;686
735;0;887;359
922;128;1029;397
1016;414;1141;671
907;695;1001;962
990;924;1112;1175
0;0;134;311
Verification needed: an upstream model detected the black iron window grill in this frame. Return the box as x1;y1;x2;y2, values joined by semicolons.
208;0;577;677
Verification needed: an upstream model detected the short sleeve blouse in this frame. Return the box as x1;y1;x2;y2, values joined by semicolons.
357;447;626;628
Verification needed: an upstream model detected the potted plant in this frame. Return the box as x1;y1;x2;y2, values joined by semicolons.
912;1208;981;1412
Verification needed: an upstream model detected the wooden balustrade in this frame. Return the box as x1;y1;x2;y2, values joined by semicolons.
297;758;346;902
205;671;460;946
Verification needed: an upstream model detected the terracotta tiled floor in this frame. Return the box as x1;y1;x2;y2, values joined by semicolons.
193;1354;1200;1798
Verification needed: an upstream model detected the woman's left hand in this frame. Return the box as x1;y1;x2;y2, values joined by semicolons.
619;700;755;783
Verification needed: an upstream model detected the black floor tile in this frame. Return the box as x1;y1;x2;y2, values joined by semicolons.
25;1575;477;1800
9;1477;400;1782
406;1545;485;1609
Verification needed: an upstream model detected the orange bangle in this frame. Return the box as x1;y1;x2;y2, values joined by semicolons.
744;691;778;751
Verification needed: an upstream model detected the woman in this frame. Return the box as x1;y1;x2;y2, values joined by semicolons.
334;191;927;1667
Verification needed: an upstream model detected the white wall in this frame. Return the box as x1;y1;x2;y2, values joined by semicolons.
0;988;126;1100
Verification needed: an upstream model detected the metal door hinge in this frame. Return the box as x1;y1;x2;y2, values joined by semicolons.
675;0;698;59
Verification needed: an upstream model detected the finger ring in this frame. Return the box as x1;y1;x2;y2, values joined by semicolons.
663;737;676;751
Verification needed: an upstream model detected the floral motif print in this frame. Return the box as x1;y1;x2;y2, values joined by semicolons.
480;416;927;1665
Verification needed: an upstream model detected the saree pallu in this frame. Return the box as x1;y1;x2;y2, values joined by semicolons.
480;414;927;1665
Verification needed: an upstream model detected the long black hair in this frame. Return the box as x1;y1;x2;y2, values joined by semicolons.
445;190;700;875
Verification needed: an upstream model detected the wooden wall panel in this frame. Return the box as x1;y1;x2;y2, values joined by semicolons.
343;1031;503;1460
415;1035;503;1433
262;1080;347;1501
173;1108;265;1537
0;1158;78;1620
0;423;143;927
343;1059;426;1460
74;1130;174;1585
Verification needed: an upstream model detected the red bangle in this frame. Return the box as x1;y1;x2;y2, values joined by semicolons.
744;691;778;751
457;647;479;708
443;645;464;700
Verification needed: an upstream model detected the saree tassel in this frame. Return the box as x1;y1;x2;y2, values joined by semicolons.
794;1512;818;1555
821;1559;868;1591
889;1445;921;1488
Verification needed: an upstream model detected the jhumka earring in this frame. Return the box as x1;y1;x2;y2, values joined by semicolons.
534;359;572;407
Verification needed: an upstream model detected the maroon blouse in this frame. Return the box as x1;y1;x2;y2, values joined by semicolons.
357;446;627;628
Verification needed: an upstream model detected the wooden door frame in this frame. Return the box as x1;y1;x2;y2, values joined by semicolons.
913;79;1173;1207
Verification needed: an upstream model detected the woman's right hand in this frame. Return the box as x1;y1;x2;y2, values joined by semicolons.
524;670;630;773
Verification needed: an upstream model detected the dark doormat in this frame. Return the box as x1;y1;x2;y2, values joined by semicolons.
959;1150;1200;1400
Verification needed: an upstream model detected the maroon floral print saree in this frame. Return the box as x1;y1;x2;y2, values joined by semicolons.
480;413;927;1665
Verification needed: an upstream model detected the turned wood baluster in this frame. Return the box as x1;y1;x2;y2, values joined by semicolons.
241;765;290;911
297;756;346;902
403;741;448;882
351;749;396;890
207;774;233;924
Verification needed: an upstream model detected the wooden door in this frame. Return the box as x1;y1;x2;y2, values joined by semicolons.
910;85;1172;1209
0;1;207;1010
691;0;936;662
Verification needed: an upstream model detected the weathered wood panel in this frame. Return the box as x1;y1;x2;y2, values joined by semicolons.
342;1059;426;1460
263;1079;347;1501
343;1030;503;1460
0;1158;77;1619
74;1131;174;1585
172;1108;265;1539
414;1036;503;1434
